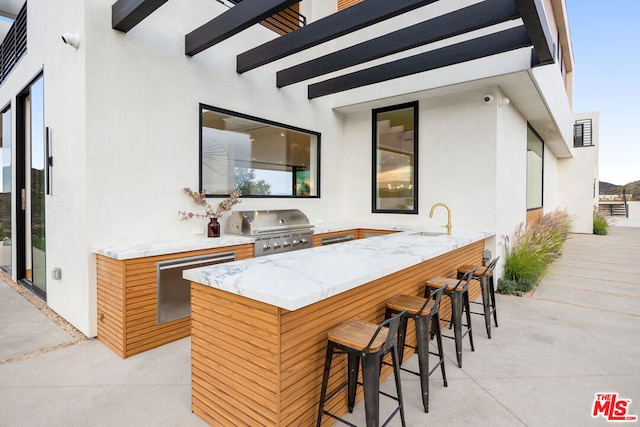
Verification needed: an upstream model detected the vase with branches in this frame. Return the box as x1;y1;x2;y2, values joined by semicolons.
179;188;241;237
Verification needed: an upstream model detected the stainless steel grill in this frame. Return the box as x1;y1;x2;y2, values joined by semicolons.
226;209;314;257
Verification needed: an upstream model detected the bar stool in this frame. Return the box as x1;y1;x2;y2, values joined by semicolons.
424;268;476;368
385;285;448;413
316;309;408;427
457;257;500;338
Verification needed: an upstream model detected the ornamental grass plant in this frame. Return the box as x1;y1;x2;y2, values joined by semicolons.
498;209;572;296
593;208;609;235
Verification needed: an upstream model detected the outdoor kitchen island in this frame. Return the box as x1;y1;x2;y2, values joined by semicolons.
184;228;492;426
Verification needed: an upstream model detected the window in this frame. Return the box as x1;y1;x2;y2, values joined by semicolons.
526;126;543;210
200;105;320;197
372;102;418;213
1;105;11;273
574;118;593;147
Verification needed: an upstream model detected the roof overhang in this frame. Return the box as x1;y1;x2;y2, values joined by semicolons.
0;0;22;19
111;0;569;152
330;53;573;158
112;0;558;100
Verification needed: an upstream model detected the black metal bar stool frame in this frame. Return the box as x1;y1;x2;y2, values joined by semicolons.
425;269;476;368
317;309;408;427
457;257;500;339
385;285;448;413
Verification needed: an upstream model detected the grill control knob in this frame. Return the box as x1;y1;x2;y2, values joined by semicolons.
273;242;281;249
283;241;291;247
301;238;309;245
292;240;299;246
263;244;271;251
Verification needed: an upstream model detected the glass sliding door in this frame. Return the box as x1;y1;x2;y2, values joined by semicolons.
0;106;11;273
29;76;46;295
16;74;46;298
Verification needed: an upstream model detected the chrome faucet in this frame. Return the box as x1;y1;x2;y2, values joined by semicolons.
429;202;452;235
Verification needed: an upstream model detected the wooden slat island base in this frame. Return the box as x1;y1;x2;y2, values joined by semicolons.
190;239;485;426
95;242;254;358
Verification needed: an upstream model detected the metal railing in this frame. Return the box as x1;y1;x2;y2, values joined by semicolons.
216;0;305;34
574;118;593;147
0;2;27;86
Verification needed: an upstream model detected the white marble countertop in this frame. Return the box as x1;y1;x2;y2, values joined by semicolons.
183;228;493;311
92;235;255;260
312;222;407;234
92;222;417;260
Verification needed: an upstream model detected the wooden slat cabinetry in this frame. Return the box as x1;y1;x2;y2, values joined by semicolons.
526;208;543;225
97;243;254;358
191;240;484;426
312;228;398;247
356;228;397;239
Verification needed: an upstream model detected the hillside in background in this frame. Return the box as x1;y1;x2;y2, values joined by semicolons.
600;180;640;201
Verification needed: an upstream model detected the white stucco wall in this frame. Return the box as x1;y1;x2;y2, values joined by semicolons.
0;0;582;336
1;0;351;336
543;144;560;212
558;112;599;233
83;0;352;249
340;85;536;280
0;0;89;332
495;88;528;276
530;63;574;157
341;88;500;230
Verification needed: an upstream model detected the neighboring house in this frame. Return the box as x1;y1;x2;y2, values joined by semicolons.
0;0;598;337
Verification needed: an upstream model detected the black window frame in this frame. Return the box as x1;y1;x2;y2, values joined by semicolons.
199;104;321;199
526;124;544;211
371;101;419;214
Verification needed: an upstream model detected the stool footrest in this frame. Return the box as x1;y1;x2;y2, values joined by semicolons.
317;311;407;427
320;410;358;427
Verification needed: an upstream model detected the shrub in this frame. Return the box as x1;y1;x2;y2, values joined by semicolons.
497;278;533;297
498;209;572;296
593;209;609;235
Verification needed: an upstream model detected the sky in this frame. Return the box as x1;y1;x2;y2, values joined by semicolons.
566;0;640;185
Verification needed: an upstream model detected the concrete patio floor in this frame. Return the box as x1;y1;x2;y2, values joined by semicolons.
1;223;638;426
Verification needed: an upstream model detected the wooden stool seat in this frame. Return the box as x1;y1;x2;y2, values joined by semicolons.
458;264;490;276
387;294;435;315
317;310;408;427
457;257;500;339
328;320;388;353
424;269;476;368
385;288;447;413
426;277;480;291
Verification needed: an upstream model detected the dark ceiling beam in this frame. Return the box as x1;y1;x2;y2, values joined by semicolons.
237;0;439;73
514;0;555;65
186;0;300;56
277;0;519;88
307;26;531;99
112;0;169;32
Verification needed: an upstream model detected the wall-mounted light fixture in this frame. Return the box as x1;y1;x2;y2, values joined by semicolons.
45;127;53;195
61;33;80;49
499;97;511;107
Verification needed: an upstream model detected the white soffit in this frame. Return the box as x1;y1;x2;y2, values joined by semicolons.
0;18;11;41
333;66;572;158
0;0;22;19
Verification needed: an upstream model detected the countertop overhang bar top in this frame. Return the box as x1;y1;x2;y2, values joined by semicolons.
183;228;492;311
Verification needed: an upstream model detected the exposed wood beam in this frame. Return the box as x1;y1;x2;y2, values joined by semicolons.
186;0;300;56
277;0;519;88
112;0;169;33
307;26;531;99
237;0;439;73
514;0;555;65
